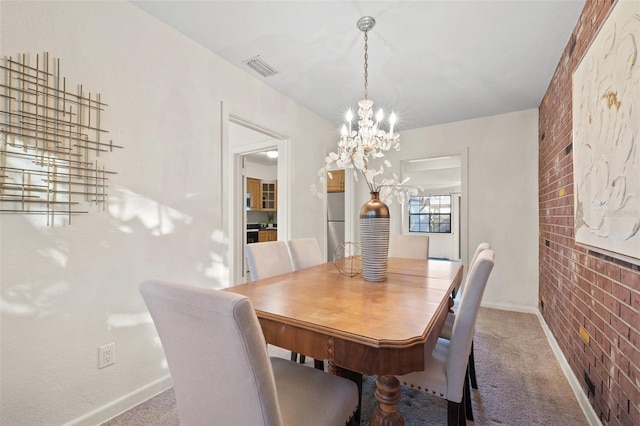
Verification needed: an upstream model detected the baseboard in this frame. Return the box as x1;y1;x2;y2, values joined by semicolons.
536;312;602;426
63;374;172;426
480;301;539;314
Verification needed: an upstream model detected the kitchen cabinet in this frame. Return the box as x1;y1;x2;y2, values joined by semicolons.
246;178;261;211
258;230;277;242
326;169;345;193
261;181;277;211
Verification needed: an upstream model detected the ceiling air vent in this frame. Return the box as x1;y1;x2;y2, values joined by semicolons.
243;55;278;78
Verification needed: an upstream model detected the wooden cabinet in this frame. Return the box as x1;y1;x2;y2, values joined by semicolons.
326;170;345;193
258;230;277;242
261;181;277;211
246;178;261;211
246;177;277;211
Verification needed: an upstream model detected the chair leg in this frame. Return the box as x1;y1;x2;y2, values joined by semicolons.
464;365;474;421
469;340;478;389
290;351;298;362
447;400;465;426
314;359;325;370
299;354;306;364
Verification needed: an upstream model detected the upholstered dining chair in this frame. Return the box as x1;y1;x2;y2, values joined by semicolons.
140;280;359;426
397;249;495;426
441;242;491;398
245;241;293;282
288;237;324;270
246;241;302;365
452;242;491;298
388;234;429;259
287;237;325;370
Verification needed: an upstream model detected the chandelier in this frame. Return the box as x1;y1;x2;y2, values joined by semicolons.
340;16;399;153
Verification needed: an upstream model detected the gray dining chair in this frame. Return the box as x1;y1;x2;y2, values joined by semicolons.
288;237;324;270
287;237;325;370
397;249;495;426
246;240;322;370
140;280;359;425
439;242;491;421
388;234;429;259
442;242;491;393
245;241;293;282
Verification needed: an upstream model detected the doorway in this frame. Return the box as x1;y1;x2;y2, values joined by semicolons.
242;149;278;281
400;153;467;262
226;115;289;285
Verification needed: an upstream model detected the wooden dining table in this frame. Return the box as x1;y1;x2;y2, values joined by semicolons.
225;257;463;425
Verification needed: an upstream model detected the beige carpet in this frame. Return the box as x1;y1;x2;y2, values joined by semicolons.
102;308;589;425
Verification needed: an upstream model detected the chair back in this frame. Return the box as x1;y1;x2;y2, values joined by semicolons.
388;235;429;259
455;242;491;297
468;242;491;273
139;280;282;425
446;249;495;401
288;237;324;270
245;241;293;281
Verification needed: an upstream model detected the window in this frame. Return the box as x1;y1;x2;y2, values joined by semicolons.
408;195;451;233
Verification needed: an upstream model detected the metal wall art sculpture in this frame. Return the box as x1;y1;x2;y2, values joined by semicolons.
0;52;122;225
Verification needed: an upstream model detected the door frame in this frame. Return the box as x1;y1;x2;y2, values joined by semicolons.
224;111;290;286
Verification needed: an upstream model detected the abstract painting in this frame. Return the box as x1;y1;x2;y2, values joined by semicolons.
572;0;640;263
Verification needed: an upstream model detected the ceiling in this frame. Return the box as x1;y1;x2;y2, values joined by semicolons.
131;0;585;132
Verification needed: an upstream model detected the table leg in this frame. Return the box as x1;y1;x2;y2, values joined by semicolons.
371;375;404;425
328;362;363;424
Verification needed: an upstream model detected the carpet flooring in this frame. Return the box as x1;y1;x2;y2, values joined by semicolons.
102;308;589;425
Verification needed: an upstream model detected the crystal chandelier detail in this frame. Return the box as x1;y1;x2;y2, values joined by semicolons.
339;16;400;156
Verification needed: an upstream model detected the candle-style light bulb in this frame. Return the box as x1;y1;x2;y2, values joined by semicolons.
346;109;353;135
389;112;397;137
375;109;384;133
341;124;348;137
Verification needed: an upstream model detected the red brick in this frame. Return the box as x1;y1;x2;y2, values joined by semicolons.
611;314;631;341
617;405;633;426
612;282;632;305
619;333;640;368
629;363;640;400
631;289;640;312
620;269;640;291
631;327;639;349
606;263;622;282
619;304;638;330
618;371;638;411
630;402;640;426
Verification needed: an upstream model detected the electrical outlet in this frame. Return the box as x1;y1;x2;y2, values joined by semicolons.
99;343;115;369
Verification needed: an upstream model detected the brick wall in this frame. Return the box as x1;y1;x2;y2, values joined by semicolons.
538;1;639;425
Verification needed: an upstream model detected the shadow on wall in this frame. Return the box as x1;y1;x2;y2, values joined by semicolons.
1;187;230;319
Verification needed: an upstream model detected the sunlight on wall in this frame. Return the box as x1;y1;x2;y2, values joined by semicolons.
204;229;229;286
106;311;153;329
1;281;71;316
37;247;68;268
109;188;192;236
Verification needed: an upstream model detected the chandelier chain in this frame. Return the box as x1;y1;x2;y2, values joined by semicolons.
363;30;369;100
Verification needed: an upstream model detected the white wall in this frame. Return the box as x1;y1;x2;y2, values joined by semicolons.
383;109;540;311
0;1;332;424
